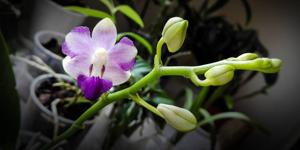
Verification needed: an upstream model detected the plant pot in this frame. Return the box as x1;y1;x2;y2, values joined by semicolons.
162;125;220;150
12;56;34;101
22;74;94;149
19;0;86;40
33;30;65;73
77;105;112;150
78;106;171;150
17;130;64;150
109;123;216;150
110;133;172;150
217;119;252;150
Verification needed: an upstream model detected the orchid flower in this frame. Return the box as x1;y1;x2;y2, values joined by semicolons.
62;18;137;100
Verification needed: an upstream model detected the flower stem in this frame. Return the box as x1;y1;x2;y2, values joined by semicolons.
154;38;165;67
43;55;280;149
191;87;209;116
130;94;164;118
42;69;160;149
204;86;228;108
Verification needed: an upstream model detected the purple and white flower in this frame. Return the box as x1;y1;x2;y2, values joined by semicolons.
62;18;137;100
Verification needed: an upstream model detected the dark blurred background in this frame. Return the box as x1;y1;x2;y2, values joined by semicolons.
1;0;300;150
217;1;300;150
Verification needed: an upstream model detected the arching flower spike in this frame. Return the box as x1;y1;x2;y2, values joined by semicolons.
62;18;137;100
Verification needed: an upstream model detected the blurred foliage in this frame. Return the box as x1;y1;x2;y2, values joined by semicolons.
0;31;20;150
83;0;278;147
66;0;144;28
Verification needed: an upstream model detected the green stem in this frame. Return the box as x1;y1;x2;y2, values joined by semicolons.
42;69;160;149
204;86;228;108
191;87;209;116
130;94;164;118
155;38;165;67
43;55;280;149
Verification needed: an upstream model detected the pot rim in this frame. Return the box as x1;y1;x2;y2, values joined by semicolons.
44;0;86;17
30;73;94;125
34;30;65;61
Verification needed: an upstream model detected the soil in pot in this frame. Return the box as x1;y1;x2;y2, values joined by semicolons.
42;38;66;58
22;74;95;150
36;76;91;120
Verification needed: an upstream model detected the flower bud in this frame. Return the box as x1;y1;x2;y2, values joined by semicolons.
204;65;235;86
162;17;188;53
271;58;282;68
157;104;197;132
255;58;282;73
237;53;258;61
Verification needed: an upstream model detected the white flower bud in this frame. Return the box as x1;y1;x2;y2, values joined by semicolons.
157;104;197;132
162;17;188;53
204;65;235;86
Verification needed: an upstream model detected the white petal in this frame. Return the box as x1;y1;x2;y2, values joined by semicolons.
63;26;93;57
108;37;137;66
102;61;130;86
92;18;117;50
62;55;91;78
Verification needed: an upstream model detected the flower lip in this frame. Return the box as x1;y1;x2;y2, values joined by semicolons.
77;74;112;101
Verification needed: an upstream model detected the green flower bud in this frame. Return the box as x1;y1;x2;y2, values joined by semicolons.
157;104;197;132
162;17;188;53
271;58;282;68
204;65;235;86
237;53;259;61
255;58;282;73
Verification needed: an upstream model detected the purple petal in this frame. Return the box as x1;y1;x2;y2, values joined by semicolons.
119;59;136;71
77;74;112;101
103;61;131;86
62;55;91;78
63;26;94;57
108;37;137;70
92;18;117;50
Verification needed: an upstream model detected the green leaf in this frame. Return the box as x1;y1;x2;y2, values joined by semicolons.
117;32;153;54
198;109;270;134
204;86;227;108
240;0;252;25
199;108;215;126
224;95;234;110
0;32;20;150
114;5;144;28
199;0;209;15
152;96;174;105
65;6;112;20
183;88;194;110
100;0;115;13
191;87;209;117
205;0;230;15
131;56;151;81
199;111;250;127
263;73;278;86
